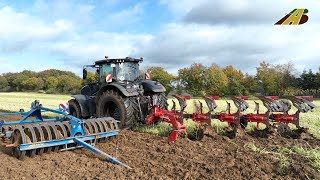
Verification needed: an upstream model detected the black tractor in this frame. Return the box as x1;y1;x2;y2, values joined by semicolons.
68;57;168;129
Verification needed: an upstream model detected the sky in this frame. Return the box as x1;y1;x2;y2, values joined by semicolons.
0;0;319;76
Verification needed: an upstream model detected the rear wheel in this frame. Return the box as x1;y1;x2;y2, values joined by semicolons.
96;90;138;129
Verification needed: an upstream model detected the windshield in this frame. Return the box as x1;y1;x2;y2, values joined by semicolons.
115;62;139;81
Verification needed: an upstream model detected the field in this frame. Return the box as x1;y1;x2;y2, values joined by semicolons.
0;92;319;179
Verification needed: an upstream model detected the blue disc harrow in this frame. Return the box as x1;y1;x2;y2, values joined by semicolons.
0;101;131;169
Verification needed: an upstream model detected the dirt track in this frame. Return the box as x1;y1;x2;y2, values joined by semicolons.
0;129;319;180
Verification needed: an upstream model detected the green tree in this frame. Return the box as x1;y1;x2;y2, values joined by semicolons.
256;62;282;95
146;66;176;94
83;71;98;84
0;76;8;90
223;65;246;95
205;64;228;96
58;75;81;94
21;77;44;91
178;63;206;96
276;62;298;91
298;69;317;90
242;74;257;95
46;76;59;90
316;68;320;89
12;74;29;91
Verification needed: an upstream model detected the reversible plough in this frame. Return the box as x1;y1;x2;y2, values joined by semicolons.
146;95;317;141
0;100;131;169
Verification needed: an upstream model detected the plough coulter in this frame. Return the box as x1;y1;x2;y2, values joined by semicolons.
0;100;131;169
146;95;317;141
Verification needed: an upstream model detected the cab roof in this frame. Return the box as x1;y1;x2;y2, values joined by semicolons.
95;57;143;65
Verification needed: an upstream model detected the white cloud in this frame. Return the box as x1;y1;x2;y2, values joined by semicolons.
47;31;152;67
134;22;320;74
32;0;94;26
102;3;144;27
160;0;207;16
183;0;320;25
0;6;73;53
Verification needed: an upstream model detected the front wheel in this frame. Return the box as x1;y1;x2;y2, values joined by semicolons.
68;99;82;118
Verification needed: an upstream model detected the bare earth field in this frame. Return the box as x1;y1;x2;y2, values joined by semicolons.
0;130;319;180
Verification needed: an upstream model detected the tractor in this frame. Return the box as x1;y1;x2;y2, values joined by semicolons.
68;57;168;129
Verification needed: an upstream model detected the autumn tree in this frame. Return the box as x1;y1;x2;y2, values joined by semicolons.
21;77;44;91
46;77;59;90
178;63;206;96
256;62;283;95
223;65;246;95
205;64;228;96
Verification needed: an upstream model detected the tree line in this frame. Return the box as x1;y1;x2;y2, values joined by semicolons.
0;69;83;94
0;61;319;97
147;62;320;97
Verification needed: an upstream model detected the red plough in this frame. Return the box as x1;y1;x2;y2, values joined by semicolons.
145;95;317;141
145;95;190;142
267;96;317;129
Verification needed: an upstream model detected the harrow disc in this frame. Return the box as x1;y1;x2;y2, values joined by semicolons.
5;117;119;160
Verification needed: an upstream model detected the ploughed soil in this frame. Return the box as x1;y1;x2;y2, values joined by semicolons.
0;126;319;180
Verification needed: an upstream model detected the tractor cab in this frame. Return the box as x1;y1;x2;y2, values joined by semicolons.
95;57;143;83
83;57;143;84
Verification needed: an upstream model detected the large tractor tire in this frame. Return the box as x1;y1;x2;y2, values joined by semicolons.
96;90;139;129
68;99;82;118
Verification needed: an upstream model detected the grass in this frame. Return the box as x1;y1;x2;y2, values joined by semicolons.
0;92;319;138
0;92;71;111
0;92;71;118
245;142;320;173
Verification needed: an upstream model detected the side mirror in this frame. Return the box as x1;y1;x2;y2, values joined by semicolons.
83;69;87;80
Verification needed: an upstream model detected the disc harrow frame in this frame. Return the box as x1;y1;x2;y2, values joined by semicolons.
0;101;131;169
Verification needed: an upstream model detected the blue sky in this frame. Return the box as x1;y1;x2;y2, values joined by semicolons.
0;0;319;76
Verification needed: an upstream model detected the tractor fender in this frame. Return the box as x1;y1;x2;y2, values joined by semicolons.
97;83;139;98
70;95;95;117
140;80;166;93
